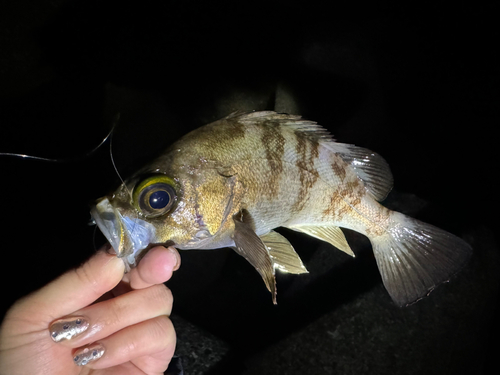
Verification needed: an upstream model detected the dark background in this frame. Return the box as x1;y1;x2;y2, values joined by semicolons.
0;1;498;374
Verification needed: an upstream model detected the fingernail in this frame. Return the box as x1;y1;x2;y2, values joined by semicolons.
73;343;105;366
167;246;181;271
50;316;89;343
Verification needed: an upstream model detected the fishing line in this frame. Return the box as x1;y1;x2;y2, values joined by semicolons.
107;121;141;257
100;114;141;256
0;113;121;163
108;116;133;200
2;113;146;261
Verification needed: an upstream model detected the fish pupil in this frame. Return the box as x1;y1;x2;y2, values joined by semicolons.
149;190;170;209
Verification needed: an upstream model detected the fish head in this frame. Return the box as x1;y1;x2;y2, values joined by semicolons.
91;158;242;270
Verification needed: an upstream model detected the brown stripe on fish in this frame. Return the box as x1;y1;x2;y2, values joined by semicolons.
217;118;246;143
293;131;320;211
260;121;286;197
331;156;347;182
364;206;391;237
227;118;246;138
322;179;363;221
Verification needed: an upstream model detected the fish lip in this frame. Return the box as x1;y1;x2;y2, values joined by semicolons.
91;197;158;269
90;198;124;257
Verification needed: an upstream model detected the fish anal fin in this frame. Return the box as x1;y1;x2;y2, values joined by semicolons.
232;210;277;304
260;230;308;274
287;224;355;257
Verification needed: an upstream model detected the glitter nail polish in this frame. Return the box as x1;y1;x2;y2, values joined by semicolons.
73;343;105;366
49;316;89;342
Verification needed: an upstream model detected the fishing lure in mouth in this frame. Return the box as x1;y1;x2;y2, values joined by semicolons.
91;111;472;306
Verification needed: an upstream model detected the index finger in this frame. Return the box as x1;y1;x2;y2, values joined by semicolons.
16;250;125;321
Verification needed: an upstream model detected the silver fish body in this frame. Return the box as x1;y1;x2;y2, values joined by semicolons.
91;111;472;306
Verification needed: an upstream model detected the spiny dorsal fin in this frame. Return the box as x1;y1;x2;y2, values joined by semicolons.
233;111;334;142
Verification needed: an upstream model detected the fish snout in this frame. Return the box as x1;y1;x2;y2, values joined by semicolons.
91;198;157;270
91;197;124;258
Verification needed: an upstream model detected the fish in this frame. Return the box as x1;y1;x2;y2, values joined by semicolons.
91;111;472;306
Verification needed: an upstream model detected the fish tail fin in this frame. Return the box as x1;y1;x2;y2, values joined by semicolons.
369;212;472;307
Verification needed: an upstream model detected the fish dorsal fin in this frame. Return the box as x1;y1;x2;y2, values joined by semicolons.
260;230;308;274
234;111;334;142
337;144;393;201
233;111;393;201
323;142;394;202
287;224;355;257
232;210;277;304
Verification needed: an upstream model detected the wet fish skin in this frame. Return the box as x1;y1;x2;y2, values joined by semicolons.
91;111;472;306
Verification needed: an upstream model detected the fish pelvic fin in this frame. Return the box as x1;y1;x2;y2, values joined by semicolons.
260;230;308;274
370;212;472;307
287;224;355;257
232;210;277;304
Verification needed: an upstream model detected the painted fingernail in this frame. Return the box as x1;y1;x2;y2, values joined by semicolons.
73;343;105;366
49;316;89;342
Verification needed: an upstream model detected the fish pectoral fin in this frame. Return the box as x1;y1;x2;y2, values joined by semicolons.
260;231;308;274
287;224;355;257
232;210;277;304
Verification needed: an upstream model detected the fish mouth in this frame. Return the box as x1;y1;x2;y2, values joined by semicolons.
91;198;157;270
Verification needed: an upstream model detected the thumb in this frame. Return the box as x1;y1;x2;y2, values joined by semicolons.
16;250;125;322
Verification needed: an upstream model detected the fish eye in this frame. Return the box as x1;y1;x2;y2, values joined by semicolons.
149;190;170;209
133;175;177;218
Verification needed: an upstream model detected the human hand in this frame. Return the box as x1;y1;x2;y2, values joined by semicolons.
0;245;181;375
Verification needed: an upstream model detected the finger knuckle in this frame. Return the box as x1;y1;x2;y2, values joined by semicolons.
73;262;101;295
150;315;175;344
105;296;128;326
148;284;173;313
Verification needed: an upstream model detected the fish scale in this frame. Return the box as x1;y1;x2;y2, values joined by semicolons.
91;111;472;306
